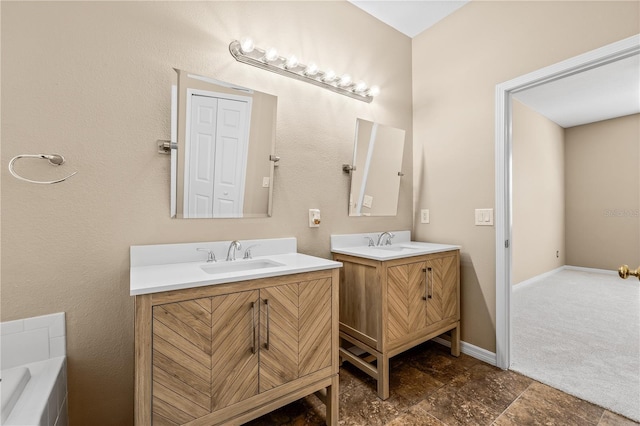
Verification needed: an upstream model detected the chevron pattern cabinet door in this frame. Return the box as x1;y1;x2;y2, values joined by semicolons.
387;262;427;344
426;254;458;325
211;290;259;412
259;283;299;392
152;298;213;425
298;278;332;377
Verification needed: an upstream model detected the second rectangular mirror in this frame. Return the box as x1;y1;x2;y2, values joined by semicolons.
347;119;406;216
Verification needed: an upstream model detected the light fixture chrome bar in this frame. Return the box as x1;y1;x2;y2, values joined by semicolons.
229;40;377;103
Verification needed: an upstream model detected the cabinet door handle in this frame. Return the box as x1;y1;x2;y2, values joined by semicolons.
422;267;432;300
427;267;433;299
264;299;270;350
251;301;257;354
422;268;428;300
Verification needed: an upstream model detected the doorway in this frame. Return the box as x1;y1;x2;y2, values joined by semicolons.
494;34;640;369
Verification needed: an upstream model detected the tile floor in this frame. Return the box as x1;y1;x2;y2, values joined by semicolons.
246;341;639;426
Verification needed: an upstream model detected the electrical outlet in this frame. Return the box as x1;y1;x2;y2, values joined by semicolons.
308;209;321;227
421;209;430;224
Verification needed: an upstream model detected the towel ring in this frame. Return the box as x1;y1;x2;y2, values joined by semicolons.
8;154;77;184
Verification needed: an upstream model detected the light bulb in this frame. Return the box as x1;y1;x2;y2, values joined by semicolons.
322;69;336;82
264;47;278;62
354;81;367;93
338;74;352;87
304;62;319;76
367;85;380;97
285;55;298;69
239;37;254;54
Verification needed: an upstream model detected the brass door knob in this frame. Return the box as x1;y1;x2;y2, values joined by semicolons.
618;265;640;280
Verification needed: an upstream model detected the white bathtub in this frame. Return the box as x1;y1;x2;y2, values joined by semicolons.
1;357;67;425
1;313;68;426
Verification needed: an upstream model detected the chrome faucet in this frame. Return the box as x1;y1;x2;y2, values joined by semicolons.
364;236;375;247
196;248;216;262
376;232;395;246
226;240;242;261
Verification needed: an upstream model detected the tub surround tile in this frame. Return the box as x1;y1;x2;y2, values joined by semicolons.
1;319;25;335
23;313;66;338
2;328;50;369
50;336;66;358
1;312;66;370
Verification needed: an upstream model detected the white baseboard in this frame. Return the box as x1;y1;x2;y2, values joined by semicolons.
513;266;565;290
514;266;619;292
564;265;618;276
432;337;497;367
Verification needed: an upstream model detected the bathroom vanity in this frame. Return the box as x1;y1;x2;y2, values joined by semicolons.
130;238;341;425
331;231;460;400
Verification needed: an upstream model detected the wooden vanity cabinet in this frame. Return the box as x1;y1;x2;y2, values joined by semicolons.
333;250;460;400
134;269;339;426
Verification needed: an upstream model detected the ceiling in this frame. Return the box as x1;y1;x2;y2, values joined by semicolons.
513;54;640;128
350;1;640;128
349;0;469;38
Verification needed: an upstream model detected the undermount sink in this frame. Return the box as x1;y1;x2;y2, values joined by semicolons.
372;245;419;252
200;259;285;275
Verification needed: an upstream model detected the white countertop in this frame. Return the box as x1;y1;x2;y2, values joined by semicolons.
130;238;341;296
330;231;460;261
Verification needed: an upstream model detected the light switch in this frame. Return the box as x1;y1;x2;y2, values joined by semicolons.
363;195;373;209
475;208;493;226
421;209;430;224
262;177;270;188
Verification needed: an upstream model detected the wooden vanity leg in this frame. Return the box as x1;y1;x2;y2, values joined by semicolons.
450;322;461;357
326;375;339;426
377;353;390;400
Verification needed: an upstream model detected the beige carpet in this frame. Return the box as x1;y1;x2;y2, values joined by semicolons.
511;268;640;422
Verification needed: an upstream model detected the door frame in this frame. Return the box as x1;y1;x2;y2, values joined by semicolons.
494;34;640;369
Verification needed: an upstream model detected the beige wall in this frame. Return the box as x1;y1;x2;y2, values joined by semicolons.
0;2;412;425
512;100;565;284
412;1;639;351
565;114;640;269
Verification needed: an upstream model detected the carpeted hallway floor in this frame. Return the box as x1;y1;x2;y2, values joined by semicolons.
511;268;640;422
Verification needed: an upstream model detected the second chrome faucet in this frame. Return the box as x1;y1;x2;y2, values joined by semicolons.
376;232;395;246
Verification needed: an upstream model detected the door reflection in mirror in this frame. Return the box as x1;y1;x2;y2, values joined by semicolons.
348;119;406;216
186;91;251;218
171;69;277;219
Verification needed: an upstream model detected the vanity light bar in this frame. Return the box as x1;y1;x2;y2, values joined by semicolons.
229;38;379;103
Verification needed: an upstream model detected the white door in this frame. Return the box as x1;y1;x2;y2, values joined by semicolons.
212;98;249;217
185;94;249;218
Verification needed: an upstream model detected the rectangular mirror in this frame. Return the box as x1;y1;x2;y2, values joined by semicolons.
348;119;406;216
171;69;277;218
